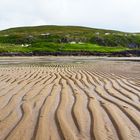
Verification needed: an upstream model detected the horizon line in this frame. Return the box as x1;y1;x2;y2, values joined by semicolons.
0;24;140;34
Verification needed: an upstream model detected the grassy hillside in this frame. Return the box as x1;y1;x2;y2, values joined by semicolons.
0;43;131;53
0;25;122;35
0;25;140;55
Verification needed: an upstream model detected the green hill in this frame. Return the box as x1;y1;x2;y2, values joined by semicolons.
0;25;140;56
0;25;123;35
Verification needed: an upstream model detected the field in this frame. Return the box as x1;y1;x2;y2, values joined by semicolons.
0;43;131;53
0;57;140;140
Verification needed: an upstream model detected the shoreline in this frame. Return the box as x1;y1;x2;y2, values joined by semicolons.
0;50;140;57
0;56;140;66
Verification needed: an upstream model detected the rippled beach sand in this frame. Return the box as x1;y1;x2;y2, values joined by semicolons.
0;57;140;140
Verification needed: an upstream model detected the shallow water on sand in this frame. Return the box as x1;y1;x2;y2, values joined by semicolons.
0;56;140;65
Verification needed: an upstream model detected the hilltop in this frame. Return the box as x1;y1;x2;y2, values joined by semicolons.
0;25;140;56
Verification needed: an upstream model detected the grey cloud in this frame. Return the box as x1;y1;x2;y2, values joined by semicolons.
0;0;140;32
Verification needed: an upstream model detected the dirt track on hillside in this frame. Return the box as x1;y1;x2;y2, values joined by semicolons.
0;61;140;140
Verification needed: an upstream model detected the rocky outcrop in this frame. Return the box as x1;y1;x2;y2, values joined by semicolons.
0;50;140;57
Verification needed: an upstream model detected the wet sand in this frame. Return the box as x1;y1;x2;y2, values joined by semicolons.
0;57;140;140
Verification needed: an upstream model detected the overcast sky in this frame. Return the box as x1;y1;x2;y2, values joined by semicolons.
0;0;140;32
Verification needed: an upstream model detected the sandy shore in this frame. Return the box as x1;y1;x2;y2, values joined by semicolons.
0;58;140;140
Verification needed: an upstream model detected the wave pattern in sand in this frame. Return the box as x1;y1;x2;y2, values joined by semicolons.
0;62;140;140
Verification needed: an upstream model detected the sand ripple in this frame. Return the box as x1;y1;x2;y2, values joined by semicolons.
0;62;140;140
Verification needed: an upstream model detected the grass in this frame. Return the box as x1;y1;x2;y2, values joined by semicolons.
0;43;132;53
0;25;139;55
0;44;30;53
62;43;131;52
0;25;140;48
0;25;122;36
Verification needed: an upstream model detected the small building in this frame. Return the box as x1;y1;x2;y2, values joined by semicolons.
3;34;9;37
132;34;137;36
95;32;100;35
70;41;76;44
40;33;50;36
105;33;110;35
25;44;30;47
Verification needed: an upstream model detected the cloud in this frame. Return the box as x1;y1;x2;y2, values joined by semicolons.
0;0;140;32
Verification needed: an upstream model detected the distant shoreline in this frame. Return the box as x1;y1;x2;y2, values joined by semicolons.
0;50;140;57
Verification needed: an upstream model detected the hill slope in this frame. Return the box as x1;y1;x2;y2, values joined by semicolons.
0;25;123;35
0;25;140;56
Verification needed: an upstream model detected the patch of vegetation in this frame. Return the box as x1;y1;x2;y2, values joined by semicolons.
90;34;140;47
0;44;30;53
0;25;139;54
0;43;132;53
62;43;131;53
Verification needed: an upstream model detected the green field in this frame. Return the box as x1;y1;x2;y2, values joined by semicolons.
0;43;131;53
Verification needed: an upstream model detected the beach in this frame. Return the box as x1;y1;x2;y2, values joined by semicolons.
0;57;140;140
